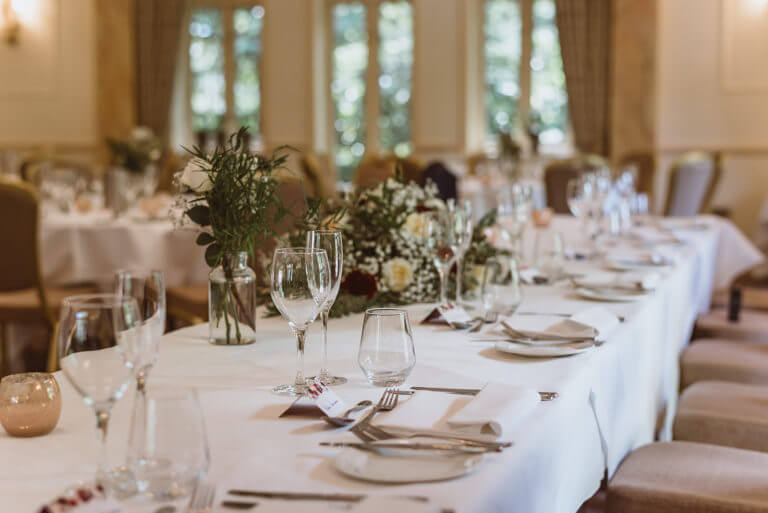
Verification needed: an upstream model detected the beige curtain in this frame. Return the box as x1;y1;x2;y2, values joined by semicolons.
555;0;613;156
135;0;185;143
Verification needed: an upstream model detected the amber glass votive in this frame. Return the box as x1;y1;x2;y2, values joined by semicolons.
532;208;554;228
0;373;62;437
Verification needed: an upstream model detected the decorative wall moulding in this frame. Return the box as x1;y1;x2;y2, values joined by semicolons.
721;0;768;93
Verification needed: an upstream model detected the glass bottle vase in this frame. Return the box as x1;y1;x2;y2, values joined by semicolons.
208;251;257;345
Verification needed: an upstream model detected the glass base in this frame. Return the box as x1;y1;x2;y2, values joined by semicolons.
208;335;256;346
308;375;348;386
273;382;309;395
101;466;139;499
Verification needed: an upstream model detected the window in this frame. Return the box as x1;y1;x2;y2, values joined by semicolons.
484;0;568;148
189;3;264;143
330;0;414;181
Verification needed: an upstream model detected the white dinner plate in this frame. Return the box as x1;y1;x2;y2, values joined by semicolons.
493;340;595;358
334;439;484;483
575;286;648;302
603;258;672;272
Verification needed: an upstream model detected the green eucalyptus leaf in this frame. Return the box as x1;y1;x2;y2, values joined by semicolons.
205;243;221;267
187;205;211;227
196;232;215;246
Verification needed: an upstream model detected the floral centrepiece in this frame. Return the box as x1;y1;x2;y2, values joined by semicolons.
277;176;504;318
107;126;162;174
175;128;295;344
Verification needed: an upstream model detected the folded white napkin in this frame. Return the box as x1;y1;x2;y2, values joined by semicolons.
575;270;661;291
501;306;619;342
569;306;621;339
519;267;543;284
446;383;539;437
375;391;463;430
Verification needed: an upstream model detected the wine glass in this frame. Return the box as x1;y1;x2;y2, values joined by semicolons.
358;308;416;387
306;230;347;386
481;257;523;320
450;204;474;307
532;230;565;279
115;270;166;491
420;211;457;306
129;388;209;500
57;294;144;492
270;248;331;395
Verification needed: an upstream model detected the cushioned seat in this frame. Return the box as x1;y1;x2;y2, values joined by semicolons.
166;284;208;323
694;307;768;343
680;339;768;389
607;441;768;513
674;381;768;453
0;286;97;323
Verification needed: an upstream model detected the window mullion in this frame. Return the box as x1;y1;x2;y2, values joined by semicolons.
223;6;236;134
366;0;380;156
519;0;533;133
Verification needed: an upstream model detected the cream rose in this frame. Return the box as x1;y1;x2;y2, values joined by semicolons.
402;212;427;238
382;258;414;292
178;157;213;193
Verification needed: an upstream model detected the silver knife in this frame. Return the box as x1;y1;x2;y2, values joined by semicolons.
410;386;559;401
320;441;492;453
229;490;428;503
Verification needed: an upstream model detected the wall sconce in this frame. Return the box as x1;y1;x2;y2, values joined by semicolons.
1;0;20;46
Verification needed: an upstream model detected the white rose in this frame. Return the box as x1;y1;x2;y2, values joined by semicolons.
178;158;213;193
402;212;427;238
382;257;414;292
131;126;154;141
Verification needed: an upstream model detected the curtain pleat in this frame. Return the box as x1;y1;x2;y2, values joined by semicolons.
135;0;185;143
555;0;613;156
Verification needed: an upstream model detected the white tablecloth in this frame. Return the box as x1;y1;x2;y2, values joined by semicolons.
41;211;209;287
3;216;762;513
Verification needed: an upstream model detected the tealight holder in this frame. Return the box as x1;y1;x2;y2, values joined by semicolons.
0;372;61;437
532;208;554;228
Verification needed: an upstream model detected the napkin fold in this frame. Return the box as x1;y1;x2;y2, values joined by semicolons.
501;306;619;341
446;383;539;437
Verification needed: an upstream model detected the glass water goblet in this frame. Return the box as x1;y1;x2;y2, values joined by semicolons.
450;205;474;307
57;294;144;493
358;308;416;387
481;257;523;319
129;388;209;500
420;211;457;307
115;270;166;491
270;248;331;395
306;230;347;386
532;230;565;280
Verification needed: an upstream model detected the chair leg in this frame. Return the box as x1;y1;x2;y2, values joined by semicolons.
46;322;59;373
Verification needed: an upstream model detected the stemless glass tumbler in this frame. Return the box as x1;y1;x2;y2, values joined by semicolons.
358;308;416;387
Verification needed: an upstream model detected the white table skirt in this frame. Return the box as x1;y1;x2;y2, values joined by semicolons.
41;212;209;287
3;216;762;513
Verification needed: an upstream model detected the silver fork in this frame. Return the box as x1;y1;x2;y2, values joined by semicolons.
187;481;215;513
350;387;399;442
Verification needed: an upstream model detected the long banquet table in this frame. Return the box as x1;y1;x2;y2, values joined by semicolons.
2;216;763;513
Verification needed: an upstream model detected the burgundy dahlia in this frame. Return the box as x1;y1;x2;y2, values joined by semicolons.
341;270;378;299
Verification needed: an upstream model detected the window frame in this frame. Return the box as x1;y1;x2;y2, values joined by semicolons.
326;0;414;177
482;0;571;155
187;0;265;146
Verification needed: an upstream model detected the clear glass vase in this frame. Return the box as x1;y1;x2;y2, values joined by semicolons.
208;251;257;345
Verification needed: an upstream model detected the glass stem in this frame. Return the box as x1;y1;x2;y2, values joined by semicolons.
94;408;112;489
319;311;329;381
294;328;307;387
455;256;464;303
439;267;448;305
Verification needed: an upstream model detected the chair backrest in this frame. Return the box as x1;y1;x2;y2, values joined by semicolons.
544;154;608;214
466;153;494;176
300;153;335;199
619;151;655;196
21;158;92;186
391;156;424;184
664;152;721;217
352;155;397;188
420;162;457;201
0;180;45;293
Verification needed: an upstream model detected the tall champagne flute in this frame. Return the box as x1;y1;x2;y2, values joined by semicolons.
451;205;474;306
270;248;331;395
58;294;144;492
421;211;458;306
115;270;166;491
306;230;347;386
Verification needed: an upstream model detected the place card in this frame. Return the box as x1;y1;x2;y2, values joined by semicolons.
306;381;347;417
421;303;472;325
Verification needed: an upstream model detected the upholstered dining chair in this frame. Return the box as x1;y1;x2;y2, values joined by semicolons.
543;154;609;214
300;153;335;199
20;157;93;186
352;155;397;189
618;151;655;196
0;180;96;375
663;151;722;216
